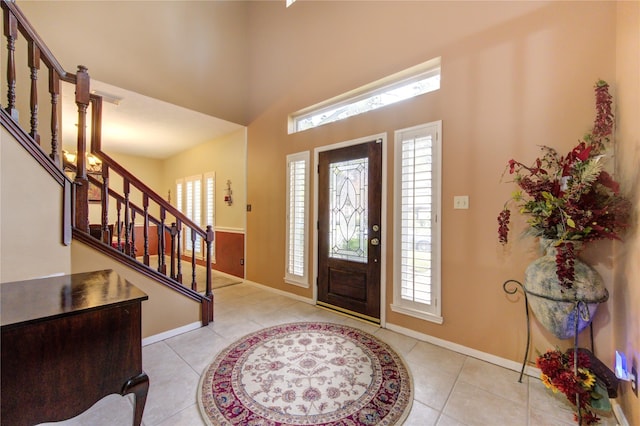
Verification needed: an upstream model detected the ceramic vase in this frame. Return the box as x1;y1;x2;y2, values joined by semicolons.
523;239;607;339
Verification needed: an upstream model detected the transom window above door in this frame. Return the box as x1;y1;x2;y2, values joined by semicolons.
289;57;441;134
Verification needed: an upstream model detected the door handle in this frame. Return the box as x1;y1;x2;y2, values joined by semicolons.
371;238;380;246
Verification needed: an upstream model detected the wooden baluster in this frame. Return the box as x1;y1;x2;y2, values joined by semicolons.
159;207;166;274
63;179;72;245
74;66;90;233
170;223;177;279
115;199;122;251
4;9;18;120
191;230;197;291
49;69;60;166
123;179;130;255
28;42;41;144
143;194;149;266
101;164;110;244
130;210;136;258
176;219;182;284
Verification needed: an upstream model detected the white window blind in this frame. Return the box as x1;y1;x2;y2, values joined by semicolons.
176;179;184;213
285;151;310;287
392;121;442;323
183;175;202;255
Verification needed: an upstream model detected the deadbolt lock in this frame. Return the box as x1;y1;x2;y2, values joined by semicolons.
371;238;380;246
372;225;380;232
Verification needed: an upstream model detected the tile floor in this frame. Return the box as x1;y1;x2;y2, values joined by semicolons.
41;283;618;426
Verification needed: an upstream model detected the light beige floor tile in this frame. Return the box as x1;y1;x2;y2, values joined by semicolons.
457;356;528;405
280;300;324;318
405;341;466;377
528;407;576;426
207;316;264;341
141;342;201;426
342;316;382;335
373;328;419;355
443;381;527;426
301;307;350;323
528;375;576;421
164;326;232;374
410;363;458;410
154;403;206;426
403;399;440;426
436;413;469;426
251;305;308;327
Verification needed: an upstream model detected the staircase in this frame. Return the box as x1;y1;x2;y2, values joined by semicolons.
1;0;213;325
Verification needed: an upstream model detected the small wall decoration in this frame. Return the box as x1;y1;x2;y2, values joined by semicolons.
224;180;233;206
88;181;101;203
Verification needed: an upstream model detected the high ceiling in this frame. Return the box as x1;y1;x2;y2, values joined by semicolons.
61;80;243;159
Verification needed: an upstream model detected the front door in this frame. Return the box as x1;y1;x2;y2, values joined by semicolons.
317;139;382;322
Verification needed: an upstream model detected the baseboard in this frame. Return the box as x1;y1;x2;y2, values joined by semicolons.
142;321;201;346
385;322;541;378
611;400;629;426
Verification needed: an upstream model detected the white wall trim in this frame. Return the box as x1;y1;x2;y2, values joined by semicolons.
214;226;245;234
142;321;201;346
385;322;541;378
611;400;630;426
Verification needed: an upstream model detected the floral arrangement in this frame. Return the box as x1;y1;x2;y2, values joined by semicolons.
537;348;602;425
497;80;631;288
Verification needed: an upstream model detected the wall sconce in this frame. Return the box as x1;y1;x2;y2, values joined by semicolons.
224;180;233;206
62;150;102;174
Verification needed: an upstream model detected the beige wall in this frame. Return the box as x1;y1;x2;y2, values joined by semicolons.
1;129;71;282
71;241;201;338
245;0;626;367
615;1;640;423
161;128;247;231
17;1;251;125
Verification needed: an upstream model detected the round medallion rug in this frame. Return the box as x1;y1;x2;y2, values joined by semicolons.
198;322;413;425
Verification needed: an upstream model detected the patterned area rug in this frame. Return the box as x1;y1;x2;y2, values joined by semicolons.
198;322;413;425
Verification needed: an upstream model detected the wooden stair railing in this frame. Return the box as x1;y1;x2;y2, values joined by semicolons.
1;0;213;325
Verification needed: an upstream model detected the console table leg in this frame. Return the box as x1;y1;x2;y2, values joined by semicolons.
121;372;149;426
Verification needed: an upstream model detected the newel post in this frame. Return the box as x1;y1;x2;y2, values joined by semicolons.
74;65;90;232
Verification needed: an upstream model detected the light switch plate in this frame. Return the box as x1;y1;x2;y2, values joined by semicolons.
454;195;469;209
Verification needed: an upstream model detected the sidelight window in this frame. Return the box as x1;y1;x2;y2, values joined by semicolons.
392;121;442;323
285;151;310;287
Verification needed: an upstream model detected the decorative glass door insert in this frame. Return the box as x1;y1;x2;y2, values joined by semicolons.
328;158;368;263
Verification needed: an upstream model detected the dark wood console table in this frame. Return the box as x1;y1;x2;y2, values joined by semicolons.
1;270;149;426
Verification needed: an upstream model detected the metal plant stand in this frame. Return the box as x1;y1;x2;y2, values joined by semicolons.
503;279;609;425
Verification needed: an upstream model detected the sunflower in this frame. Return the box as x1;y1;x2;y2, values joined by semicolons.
578;367;597;389
541;373;558;393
